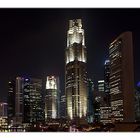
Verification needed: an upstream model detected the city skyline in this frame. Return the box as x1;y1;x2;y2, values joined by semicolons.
0;9;139;131
0;9;140;102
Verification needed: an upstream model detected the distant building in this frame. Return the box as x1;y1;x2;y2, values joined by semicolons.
12;77;44;125
0;102;8;117
98;80;104;92
135;82;140;122
65;19;88;120
109;32;135;122
23;78;44;124
15;77;24;125
8;80;15;125
93;89;101;123
0;102;8;130
60;95;66;118
45;76;60;120
104;60;110;106
93;81;105;123
87;79;94;123
94;79;112;124
97;80;106;123
100;60;112;124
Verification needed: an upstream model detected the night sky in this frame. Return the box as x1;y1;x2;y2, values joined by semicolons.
0;8;140;102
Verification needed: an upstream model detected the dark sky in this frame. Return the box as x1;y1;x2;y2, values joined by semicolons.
0;8;140;102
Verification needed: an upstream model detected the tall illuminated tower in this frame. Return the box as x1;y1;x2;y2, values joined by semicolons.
65;19;88;120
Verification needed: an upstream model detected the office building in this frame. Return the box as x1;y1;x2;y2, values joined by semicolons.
0;102;8;130
0;102;8;117
15;77;24;125
87;79;94;123
45;76;60;120
100;60;112;124
14;77;44;125
93;89;101;123
98;80;105;92
109;32;135;122
60;95;66;118
7;80;15;125
65;19;88;120
23;78;44;123
104;60;110;106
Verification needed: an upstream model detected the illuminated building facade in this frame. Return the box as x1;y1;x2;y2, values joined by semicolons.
65;19;88;120
8;80;15;125
0;102;8;130
23;78;44;123
95;80;105;123
45;76;60;120
109;32;135;122
104;60;110;106
100;60;112;124
15;77;44;124
0;102;8;117
98;80;105;92
93;89;101;123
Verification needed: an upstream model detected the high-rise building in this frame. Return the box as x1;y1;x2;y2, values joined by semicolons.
87;79;94;123
14;77;44;125
23;78;44;123
15;77;24;125
93;89;101;123
104;60;110;106
60;95;66;118
45;76;60;120
65;19;88;120
23;78;30;123
0;102;8;117
100;60;112;124
109;31;135;123
98;80;105;92
95;79;112;124
8;80;15;125
96;80;105;123
0;102;8;130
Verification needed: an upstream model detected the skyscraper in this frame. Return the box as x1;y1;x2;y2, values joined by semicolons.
0;102;8;117
14;77;44;125
0;102;8;130
23;78;44;124
87;79;94;123
104;60;110;106
100;60;111;124
109;31;135;122
8;80;15;125
96;80;106;123
45;76;60;120
15;77;24;125
65;19;88;120
60;95;66;118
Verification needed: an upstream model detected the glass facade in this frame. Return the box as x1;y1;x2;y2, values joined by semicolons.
15;77;44;125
